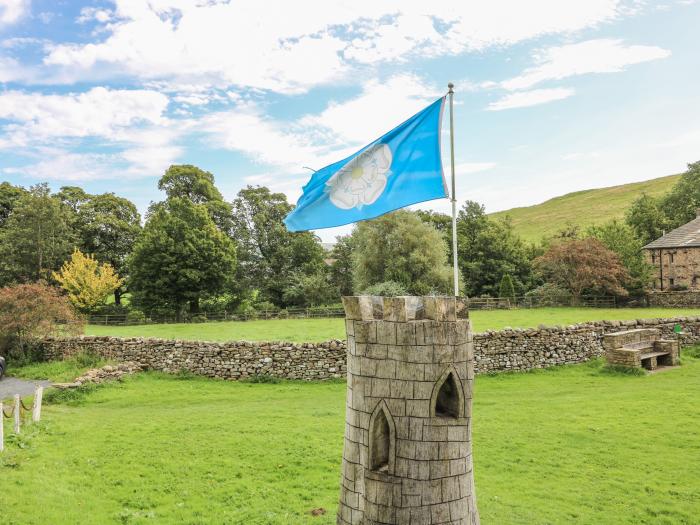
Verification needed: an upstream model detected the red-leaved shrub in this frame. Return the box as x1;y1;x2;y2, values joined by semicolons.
0;282;83;363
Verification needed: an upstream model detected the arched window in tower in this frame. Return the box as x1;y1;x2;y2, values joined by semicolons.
369;401;395;473
431;366;465;418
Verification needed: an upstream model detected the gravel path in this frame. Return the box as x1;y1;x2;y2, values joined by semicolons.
0;377;52;400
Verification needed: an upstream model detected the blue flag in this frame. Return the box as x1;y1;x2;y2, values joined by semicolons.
284;97;447;232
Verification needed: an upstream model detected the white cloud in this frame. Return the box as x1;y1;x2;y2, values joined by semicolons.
487;88;575;111
39;1;627;93
76;6;114;24
0;87;182;180
0;0;29;25
0;87;169;145
202;107;336;171
202;74;441;173
302;74;440;143
502;39;671;91
4;151;118;181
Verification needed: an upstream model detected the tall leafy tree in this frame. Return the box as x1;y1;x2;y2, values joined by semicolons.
0;182;27;228
586;220;652;296
534;238;629;302
456;201;534;297
659;160;700;228
352;210;451;295
231;186;326;307
329;235;355;297
77;193;142;304
53;250;124;314
157;164;233;233
625;193;669;246
0;184;76;285
128;198;237;317
56;186;91;215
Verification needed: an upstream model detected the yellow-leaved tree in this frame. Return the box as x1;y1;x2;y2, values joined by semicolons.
53;249;124;313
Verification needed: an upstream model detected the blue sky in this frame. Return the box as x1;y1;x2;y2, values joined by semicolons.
0;0;699;241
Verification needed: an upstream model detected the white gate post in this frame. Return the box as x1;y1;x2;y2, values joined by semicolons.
13;394;20;434
33;386;43;423
0;401;4;452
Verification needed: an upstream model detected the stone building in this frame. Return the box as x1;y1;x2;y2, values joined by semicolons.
337;295;479;525
644;210;700;290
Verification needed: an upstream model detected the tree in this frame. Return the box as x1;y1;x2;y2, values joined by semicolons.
282;271;339;307
231;186;326;307
128;198;237;317
0;282;82;362
534;238;630;302
157;164;233;233
586;220;652;296
499;274;516;301
0;182;27;228
352;210;451;295
456;201;535;297
659;161;700;228
0;184;76;285
56;185;91;214
77;193;142;304
329;235;355;297
625;193;669;246
53;250;124;313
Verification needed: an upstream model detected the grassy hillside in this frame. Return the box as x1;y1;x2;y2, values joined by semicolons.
489;174;679;243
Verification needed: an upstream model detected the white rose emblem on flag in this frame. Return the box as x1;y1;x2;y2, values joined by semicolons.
326;143;392;209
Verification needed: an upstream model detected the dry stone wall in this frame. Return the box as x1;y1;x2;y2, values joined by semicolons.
648;291;700;307
42;338;347;381
41;316;700;379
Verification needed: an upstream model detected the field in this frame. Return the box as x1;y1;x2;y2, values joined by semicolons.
84;307;700;342
2;352;700;524
488;174;679;243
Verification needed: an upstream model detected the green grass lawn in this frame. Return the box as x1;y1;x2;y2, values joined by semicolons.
84;307;700;342
2;353;700;524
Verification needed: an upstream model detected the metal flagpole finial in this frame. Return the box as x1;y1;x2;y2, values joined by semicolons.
448;82;454;93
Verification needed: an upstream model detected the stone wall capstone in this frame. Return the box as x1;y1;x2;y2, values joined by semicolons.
41;315;700;379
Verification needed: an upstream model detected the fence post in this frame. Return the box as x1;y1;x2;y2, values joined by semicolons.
13;394;20;434
33;386;43;423
0;400;4;452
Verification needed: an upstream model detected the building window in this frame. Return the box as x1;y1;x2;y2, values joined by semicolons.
669;253;674;263
651;253;656;263
669;278;675;287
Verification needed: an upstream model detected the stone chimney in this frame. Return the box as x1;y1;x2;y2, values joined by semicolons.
337;296;480;525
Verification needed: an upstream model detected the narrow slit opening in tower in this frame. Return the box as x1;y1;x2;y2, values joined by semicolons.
370;409;390;472
435;373;460;418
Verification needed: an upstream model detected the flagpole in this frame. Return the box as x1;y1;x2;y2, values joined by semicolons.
448;82;459;297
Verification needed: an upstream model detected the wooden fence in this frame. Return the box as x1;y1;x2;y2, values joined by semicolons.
86;295;618;326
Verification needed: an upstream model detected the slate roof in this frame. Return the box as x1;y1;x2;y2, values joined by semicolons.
644;215;700;249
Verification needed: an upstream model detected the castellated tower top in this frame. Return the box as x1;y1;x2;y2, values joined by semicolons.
342;295;469;323
337;295;480;525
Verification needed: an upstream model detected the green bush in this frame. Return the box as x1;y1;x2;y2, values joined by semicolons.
126;310;146;324
361;281;409;297
524;283;571;306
